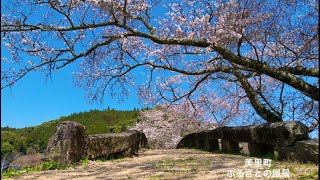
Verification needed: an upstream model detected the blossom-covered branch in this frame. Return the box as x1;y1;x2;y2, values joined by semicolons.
1;0;319;129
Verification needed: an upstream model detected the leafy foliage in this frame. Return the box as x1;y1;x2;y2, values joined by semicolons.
1;109;140;159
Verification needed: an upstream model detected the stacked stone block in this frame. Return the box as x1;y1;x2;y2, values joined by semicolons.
46;121;148;164
176;121;318;164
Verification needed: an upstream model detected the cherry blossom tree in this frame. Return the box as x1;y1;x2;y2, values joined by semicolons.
131;107;215;149
1;0;319;132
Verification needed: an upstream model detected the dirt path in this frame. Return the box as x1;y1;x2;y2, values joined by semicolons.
8;149;318;180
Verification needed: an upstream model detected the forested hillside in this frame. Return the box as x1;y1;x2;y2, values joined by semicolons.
1;109;141;159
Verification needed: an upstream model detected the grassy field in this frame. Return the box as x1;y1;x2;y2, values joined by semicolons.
2;149;318;180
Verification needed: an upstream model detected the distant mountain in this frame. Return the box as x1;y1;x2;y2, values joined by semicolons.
1;109;140;159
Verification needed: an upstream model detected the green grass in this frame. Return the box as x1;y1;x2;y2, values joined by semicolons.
269;160;319;179
79;157;89;166
155;157;197;167
153;157;210;172
298;171;318;180
147;175;164;180
1;160;67;179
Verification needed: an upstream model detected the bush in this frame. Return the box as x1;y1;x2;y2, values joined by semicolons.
40;161;62;170
1;142;15;159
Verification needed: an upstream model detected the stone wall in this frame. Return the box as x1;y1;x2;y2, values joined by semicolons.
84;130;147;159
46;121;147;164
177;121;318;164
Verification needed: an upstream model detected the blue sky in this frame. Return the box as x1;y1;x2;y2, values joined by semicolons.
0;0;149;128
1;75;142;129
1;49;142;128
0;0;160;128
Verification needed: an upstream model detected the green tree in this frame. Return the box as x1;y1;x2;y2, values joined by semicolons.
1;142;15;159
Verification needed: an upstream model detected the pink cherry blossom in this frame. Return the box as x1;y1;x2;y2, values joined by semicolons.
1;0;318;133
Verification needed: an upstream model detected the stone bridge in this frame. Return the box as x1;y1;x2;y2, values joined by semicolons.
177;121;318;164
